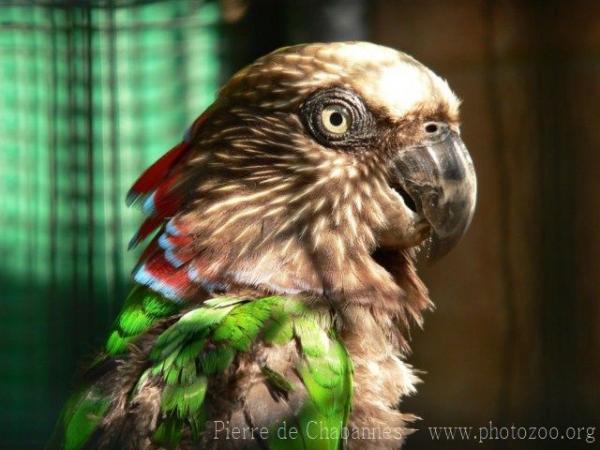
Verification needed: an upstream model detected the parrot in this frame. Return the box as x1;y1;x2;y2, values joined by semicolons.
48;42;477;450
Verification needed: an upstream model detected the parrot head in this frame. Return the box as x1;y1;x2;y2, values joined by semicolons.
129;42;477;315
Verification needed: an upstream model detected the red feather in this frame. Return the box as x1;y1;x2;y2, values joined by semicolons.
146;175;184;218
129;216;164;249
126;141;190;205
128;110;216;300
136;252;194;299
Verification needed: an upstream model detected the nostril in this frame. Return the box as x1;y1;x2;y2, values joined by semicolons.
424;122;439;134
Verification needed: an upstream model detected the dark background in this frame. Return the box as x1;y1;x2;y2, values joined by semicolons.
1;0;598;448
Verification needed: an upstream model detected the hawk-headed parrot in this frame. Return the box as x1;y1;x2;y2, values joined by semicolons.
49;42;477;450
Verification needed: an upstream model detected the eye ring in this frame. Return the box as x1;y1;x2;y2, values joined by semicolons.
321;105;351;135
301;87;374;148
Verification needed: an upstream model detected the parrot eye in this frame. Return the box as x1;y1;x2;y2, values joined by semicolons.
301;87;374;148
321;106;351;134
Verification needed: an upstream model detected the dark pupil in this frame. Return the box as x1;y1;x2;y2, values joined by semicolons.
329;111;343;127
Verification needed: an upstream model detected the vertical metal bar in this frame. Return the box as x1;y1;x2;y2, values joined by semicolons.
107;1;122;319
47;5;57;338
84;2;95;327
65;5;82;357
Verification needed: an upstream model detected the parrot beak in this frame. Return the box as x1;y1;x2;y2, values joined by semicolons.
392;126;477;261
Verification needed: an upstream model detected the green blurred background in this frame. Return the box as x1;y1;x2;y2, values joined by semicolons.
0;2;222;447
1;1;598;449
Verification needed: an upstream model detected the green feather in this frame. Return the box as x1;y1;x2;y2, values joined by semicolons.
151;299;248;445
189;408;209;440
294;314;330;357
163;363;182;385
179;360;197;385
130;368;151;400
143;294;178;317
179;376;208;417
153;415;183;450
106;286;180;356
263;315;294;344
268;323;352;450
145;294;352;450
304;356;340;389
200;346;235;374
105;330;131;355
261;365;295;393
161;376;207;417
62;387;111;450
118;306;153;335
264;300;296;344
153;303;237;357
212;296;283;350
300;336;352;450
176;337;206;365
